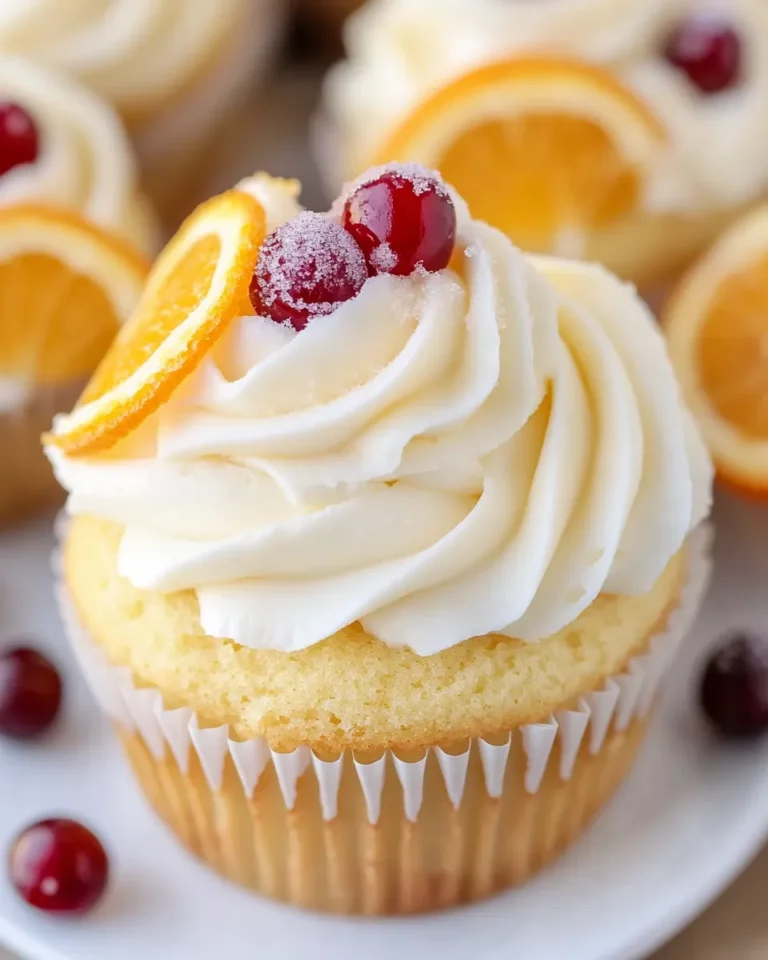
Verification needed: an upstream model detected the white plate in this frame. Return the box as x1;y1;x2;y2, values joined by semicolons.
1;492;768;960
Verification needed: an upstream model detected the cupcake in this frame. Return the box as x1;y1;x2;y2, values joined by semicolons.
322;0;768;292
0;0;285;226
47;165;712;914
0;56;156;252
0;55;152;525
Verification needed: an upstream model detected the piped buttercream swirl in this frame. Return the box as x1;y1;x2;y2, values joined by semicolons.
49;174;712;654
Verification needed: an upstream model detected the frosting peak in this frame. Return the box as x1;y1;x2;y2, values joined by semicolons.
49;175;712;655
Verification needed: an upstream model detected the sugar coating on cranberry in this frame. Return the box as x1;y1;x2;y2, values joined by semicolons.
250;211;368;331
700;633;768;738
0;646;62;740
9;818;109;914
342;163;457;277
664;17;742;94
0;102;39;178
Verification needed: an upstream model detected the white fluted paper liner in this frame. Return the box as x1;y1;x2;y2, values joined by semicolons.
53;523;712;825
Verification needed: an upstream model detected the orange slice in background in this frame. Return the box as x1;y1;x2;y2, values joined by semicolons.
0;205;149;385
371;57;665;260
665;205;768;494
47;189;266;457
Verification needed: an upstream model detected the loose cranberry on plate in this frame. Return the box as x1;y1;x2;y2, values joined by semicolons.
0;645;62;740
9;818;109;915
250;211;368;331
342;164;457;277
664;17;742;94
0;102;39;178
700;633;768;738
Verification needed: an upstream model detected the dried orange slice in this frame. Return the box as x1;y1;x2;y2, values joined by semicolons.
47;189;266;456
0;205;148;385
371;57;665;259
665;205;768;493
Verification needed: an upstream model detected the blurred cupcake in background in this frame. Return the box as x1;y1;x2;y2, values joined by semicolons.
0;0;285;227
0;55;151;525
292;0;365;58
0;56;156;252
322;0;768;292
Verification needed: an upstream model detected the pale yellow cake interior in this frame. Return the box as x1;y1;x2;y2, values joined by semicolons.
64;514;686;753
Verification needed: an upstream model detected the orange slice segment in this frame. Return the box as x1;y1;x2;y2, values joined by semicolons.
665;205;768;493
47;189;266;456
0;205;149;384
371;57;665;258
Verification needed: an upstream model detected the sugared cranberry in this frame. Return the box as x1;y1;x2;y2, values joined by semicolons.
0;646;62;740
342;164;457;277
0;103;39;178
664;17;741;94
700;633;768;738
9;818;109;914
250;211;368;331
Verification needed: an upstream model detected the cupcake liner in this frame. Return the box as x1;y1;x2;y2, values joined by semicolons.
115;714;651;912
53;523;712;911
0;380;84;528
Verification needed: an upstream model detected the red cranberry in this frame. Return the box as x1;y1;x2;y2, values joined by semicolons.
0;103;39;178
0;646;62;740
250;211;368;331
700;633;768;738
664;17;741;94
9;818;109;914
342;164;457;277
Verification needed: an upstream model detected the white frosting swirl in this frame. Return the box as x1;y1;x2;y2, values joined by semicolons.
0;56;155;252
324;0;768;213
0;0;251;117
49;175;712;655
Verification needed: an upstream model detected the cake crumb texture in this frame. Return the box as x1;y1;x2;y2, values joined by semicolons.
64;515;686;752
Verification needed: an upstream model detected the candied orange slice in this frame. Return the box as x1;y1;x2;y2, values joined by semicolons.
665;205;768;493
47;189;265;456
0;205;148;385
371;57;665;258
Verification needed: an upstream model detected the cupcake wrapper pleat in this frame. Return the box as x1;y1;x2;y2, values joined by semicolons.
52;522;713;913
117;717;648;914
